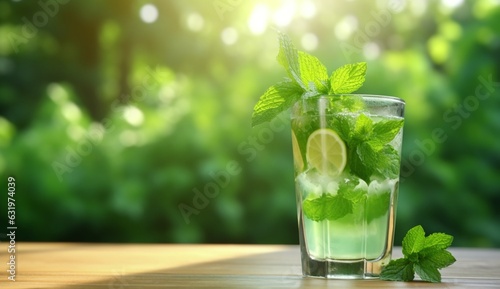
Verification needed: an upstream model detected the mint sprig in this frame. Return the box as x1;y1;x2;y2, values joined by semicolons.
332;113;403;182
380;225;456;283
252;32;367;127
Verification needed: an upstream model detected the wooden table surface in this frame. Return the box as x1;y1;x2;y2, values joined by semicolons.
1;243;499;288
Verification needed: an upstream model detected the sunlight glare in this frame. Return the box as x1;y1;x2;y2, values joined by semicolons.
334;15;358;40
363;42;381;60
441;0;464;8
300;1;317;19
248;4;270;35
187;13;204;32
66;125;86;141
159;86;176;104
410;1;428;16
120;130;140;147
301;33;318;51
61;102;81;122
123;106;144;127
221;27;238;46
273;1;296;27
140;4;158;24
47;83;69;104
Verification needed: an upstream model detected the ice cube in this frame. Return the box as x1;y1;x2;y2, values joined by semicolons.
368;179;396;195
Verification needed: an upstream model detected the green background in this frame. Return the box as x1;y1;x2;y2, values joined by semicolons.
0;0;499;247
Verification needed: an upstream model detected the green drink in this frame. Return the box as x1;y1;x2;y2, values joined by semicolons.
251;32;407;279
291;95;405;278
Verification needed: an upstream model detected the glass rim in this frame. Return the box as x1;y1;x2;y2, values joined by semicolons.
316;94;405;105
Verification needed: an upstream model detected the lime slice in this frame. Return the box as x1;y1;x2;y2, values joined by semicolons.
291;131;304;172
306;128;347;176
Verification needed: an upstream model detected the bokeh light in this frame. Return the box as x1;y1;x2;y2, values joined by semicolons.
2;0;499;249
139;4;158;23
334;15;358;40
301;33;318;51
248;4;269;35
186;12;204;32
221;27;238;46
273;1;296;27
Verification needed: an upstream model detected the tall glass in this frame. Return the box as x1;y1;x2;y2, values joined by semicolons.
291;95;405;279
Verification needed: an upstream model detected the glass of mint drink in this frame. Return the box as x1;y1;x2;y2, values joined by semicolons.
252;33;405;279
291;94;405;279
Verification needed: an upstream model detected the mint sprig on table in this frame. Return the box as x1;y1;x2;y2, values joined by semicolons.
252;32;367;127
380;225;456;283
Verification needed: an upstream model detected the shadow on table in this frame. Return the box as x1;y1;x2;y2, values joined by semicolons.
51;246;303;289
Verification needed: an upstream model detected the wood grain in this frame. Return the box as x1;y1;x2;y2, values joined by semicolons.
1;243;499;288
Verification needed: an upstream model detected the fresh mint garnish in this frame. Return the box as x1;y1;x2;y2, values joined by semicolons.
380;225;456;283
298;51;329;93
252;32;367;127
276;31;302;87
330;62;367;94
251;81;302;127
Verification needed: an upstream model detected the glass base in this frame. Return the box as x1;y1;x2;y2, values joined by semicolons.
300;246;390;279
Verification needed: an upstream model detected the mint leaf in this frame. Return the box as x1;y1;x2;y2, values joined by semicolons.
338;176;366;204
298;51;329;93
372;119;404;144
302;194;329;222
331;114;376;183
333;112;401;182
330;62;367;94
252;81;302;127
375;145;400;179
352;142;400;182
277;32;303;88
414;261;441;283
302;176;370;222
277;34;329;93
330;95;365;113
324;195;352;220
421;233;454;253
380;258;415;282
302;194;352;222
330;114;355;143
413;240;456;282
421;249;456;269
366;191;390;222
402;225;426;258
366;139;384;152
352;113;373;143
357;142;378;167
348;148;372;183
414;249;456;283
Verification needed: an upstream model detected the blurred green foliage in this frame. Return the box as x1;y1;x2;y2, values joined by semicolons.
0;0;499;247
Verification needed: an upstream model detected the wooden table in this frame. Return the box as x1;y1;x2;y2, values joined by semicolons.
1;243;499;288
